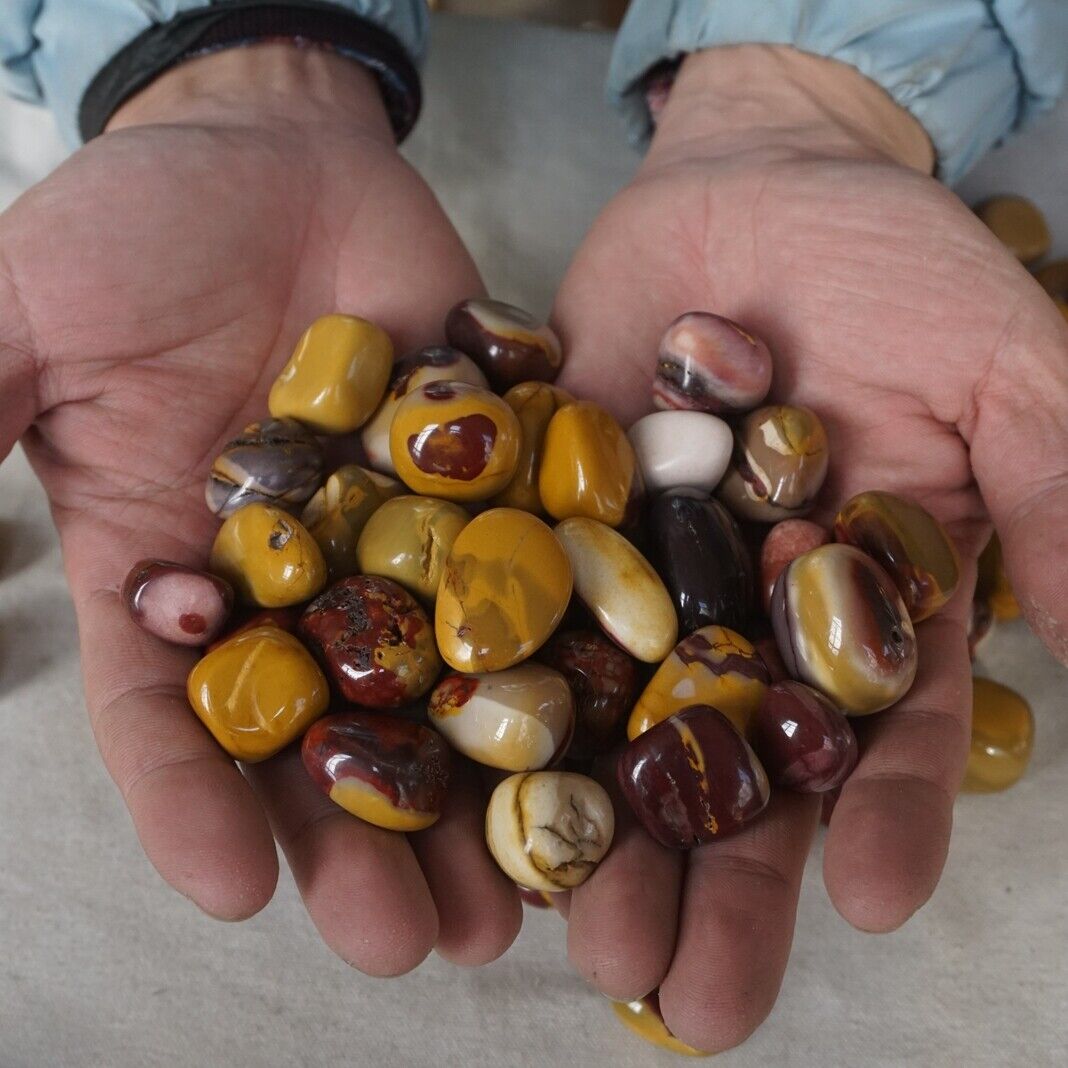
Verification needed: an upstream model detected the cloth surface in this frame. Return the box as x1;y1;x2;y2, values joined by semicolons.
1;15;1066;1067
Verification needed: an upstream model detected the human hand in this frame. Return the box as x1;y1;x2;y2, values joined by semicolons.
552;45;1068;1051
0;44;521;974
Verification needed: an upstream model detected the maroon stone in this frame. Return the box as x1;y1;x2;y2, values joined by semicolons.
759;519;830;611
389;346;469;398
122;559;233;647
207;605;303;651
407;413;496;480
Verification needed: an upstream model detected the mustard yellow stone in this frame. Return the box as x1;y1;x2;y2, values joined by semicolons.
612;999;710;1057
187;626;329;762
436;508;572;672
268;314;393;434
975;196;1050;264
539;401;641;527
976;533;1020;621
210;502;327;607
962;677;1034;793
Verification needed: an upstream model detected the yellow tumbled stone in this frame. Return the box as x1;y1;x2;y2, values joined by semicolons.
975;196;1050;264
962;677;1034;793
612;998;710;1057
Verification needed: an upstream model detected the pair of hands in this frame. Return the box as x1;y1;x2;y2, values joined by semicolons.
1;42;1064;1053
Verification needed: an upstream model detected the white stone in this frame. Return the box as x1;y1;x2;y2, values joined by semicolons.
627;410;733;494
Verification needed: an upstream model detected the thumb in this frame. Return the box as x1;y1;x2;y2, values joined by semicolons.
0;264;38;463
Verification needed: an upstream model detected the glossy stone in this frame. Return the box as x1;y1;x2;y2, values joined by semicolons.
210;503;327;607
445;298;562;390
301;712;450;830
389;381;521;501
187;625;329;762
618;704;770;849
977;533;1020;621
299;576;440;708
718;405;829;522
750;680;858;792
539;402;642;527
436;508;572;672
360;346;488;474
268;314;392;434
517;886;554;909
647;490;754;632
554;517;677;663
760;518;830;611
123;559;233;646
206;605;302;652
300;465;402;580
205;417;325;518
627;410;733;494
612;994;710;1057
962;678;1034;793
356;495;469;603
627;625;770;740
835;491;960;622
485;771;614;892
976;195;1050;264
538;630;637;759
771;544;917;715
428;663;574;771
653;311;773;416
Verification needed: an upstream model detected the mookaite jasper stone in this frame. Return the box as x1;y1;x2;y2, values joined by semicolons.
975;195;1050;264
205;417;325;518
187;625;329;761
772;544;917;715
299;575;440;708
539;630;637;759
612;994;710;1058
445;298;562;390
647;490;754;632
618;704;770;849
300;465;402;580
206;605;302;651
302;712;451;831
760;518;830;611
962;677;1034;793
653;311;772;416
428;663;574;771
210;502;327;607
539;402;642;528
123;559;233;646
627;625;771;740
627;410;733;494
356;495;469;603
485;771;614;892
268;314;392;433
389;381;521;501
719;405;828;522
554;517;677;663
360;346;488;474
977;533;1020;621
835;491;960;622
436;508;572;672
749;680;858;793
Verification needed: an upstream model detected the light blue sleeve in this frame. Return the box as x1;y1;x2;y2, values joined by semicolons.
609;0;1068;185
0;0;428;146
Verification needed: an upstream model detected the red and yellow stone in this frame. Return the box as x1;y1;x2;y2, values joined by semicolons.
612;994;710;1057
962;677;1034;793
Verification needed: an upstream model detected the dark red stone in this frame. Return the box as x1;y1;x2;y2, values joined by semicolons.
207;605;302;651
407;413;496;480
389;346;469;398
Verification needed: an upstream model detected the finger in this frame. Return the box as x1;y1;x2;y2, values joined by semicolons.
409;763;523;967
658;791;820;1054
246;747;439;977
0;267;38;462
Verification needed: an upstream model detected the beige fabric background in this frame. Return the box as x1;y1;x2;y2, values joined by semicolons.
1;16;1066;1067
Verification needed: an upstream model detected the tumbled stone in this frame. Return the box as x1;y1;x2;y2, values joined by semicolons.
123;559;233;646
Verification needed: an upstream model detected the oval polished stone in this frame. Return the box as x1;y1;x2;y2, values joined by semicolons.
652;311;773;415
209;503;327;608
976;532;1020;621
389;381;521;501
360;346;488;474
627;410;733;494
356;495;469;603
540;402;642;528
771;544;917;715
428;663;574;771
436;508;571;672
445;298;562;390
618;704;770;849
268;314;392;434
206;605;302;652
835;491;960;622
123;559;233;646
205;417;325;519
962;677;1034;793
187;625;329;762
538;630;637;759
612;994;710;1058
555;517;677;663
299;576;441;708
749;680;858;793
760;518;830;612
485;771;614;892
302;712;451;831
718;405;829;522
975;195;1050;264
300;465;402;581
627;625;771;740
647;490;754;633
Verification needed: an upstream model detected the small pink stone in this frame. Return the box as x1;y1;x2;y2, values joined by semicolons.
760;519;830;611
122;560;233;647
